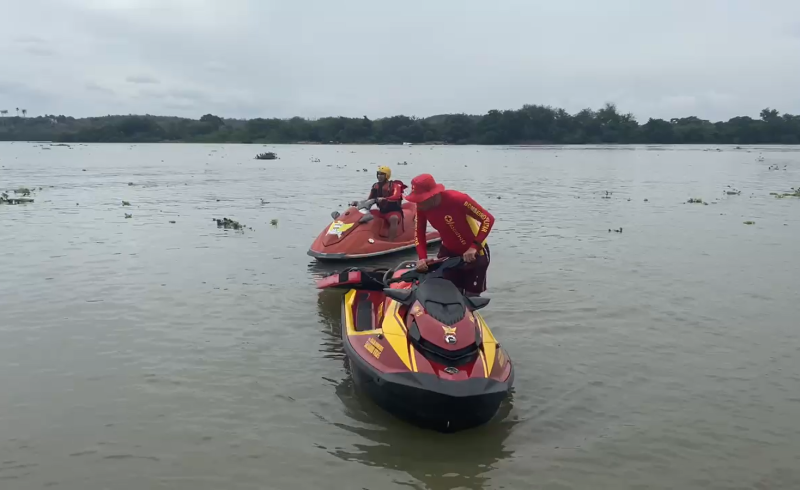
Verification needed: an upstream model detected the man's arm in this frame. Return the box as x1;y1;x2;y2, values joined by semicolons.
367;184;377;200
414;211;429;259
462;193;495;247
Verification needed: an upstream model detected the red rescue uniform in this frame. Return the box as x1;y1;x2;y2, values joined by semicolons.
369;180;405;221
414;190;495;294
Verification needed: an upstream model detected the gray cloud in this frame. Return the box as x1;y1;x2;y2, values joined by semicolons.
85;82;115;95
15;36;48;45
126;75;160;85
15;36;55;56
25;46;56;57
2;0;800;120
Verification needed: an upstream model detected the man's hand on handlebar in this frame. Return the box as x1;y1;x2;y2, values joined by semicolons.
415;259;429;273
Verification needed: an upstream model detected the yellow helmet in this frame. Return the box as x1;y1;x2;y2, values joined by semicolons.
377;165;392;179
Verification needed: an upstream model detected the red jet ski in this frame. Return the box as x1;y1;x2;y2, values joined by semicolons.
316;257;514;432
307;199;441;261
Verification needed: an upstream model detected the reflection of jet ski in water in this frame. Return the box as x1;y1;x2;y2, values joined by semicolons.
317;257;514;432
330;375;516;490
315;289;516;488
316;289;348;362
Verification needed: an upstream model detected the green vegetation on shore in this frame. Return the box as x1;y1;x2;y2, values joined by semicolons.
1;104;799;145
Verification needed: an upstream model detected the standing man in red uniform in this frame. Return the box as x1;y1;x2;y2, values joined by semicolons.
405;174;495;296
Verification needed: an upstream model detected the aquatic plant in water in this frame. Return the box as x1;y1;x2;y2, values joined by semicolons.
772;188;800;199
214;217;245;230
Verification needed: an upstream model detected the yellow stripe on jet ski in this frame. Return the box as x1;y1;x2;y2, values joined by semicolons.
392;298;407;334
409;345;418;372
475;312;496;376
343;290;382;336
479;351;489;378
382;301;412;370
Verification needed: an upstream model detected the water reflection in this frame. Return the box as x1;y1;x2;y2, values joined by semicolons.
330;378;516;490
317;288;346;361
316;289;517;490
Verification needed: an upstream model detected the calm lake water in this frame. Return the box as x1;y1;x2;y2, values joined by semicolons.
1;142;799;490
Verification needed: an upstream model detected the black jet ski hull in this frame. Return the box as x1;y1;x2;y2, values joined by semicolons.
343;333;514;433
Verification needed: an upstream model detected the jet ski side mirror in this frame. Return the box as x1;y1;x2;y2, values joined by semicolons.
383;288;414;305
466;296;490;310
331;211;341;220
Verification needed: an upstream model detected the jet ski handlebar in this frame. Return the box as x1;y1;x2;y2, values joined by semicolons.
386;257;463;284
349;198;377;210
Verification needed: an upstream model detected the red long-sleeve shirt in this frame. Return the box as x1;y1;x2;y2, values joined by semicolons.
414;190;495;259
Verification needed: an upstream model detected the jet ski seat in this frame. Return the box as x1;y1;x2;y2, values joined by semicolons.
413;278;467;324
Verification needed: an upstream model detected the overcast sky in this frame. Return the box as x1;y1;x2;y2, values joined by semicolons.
2;0;800;121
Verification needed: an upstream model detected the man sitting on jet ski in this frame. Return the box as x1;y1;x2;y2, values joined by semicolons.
350;165;406;241
405;173;495;296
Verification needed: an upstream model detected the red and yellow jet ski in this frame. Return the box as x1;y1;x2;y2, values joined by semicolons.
307;199;441;261
316;257;514;432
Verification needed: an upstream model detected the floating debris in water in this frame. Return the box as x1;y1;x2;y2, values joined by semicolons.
743;221;755;225
644;199;649;202
125;213;132;219
772;188;800;199
122;201;131;206
608;228;623;233
0;196;34;205
255;152;277;160
687;198;704;204
214;217;244;230
169;220;176;224
128;182;135;186
270;219;279;226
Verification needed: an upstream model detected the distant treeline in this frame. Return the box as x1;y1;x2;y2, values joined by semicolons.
1;103;799;145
